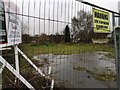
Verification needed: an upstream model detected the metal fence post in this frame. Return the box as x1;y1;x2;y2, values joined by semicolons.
118;11;120;90
118;27;120;90
112;13;119;90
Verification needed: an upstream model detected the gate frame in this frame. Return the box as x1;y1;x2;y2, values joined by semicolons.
0;45;54;90
77;0;120;89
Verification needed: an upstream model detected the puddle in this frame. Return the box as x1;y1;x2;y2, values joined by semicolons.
33;51;117;88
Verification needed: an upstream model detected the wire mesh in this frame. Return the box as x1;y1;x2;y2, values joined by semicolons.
0;0;119;89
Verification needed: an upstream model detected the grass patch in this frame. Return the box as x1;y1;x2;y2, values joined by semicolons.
104;53;115;59
73;66;116;81
93;73;116;81
19;43;115;57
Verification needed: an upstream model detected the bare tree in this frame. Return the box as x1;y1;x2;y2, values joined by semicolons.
71;10;94;43
20;21;29;35
20;22;31;43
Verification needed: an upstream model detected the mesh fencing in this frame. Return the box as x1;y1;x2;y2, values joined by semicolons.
0;0;119;89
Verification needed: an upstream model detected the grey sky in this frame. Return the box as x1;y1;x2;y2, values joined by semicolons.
85;0;119;12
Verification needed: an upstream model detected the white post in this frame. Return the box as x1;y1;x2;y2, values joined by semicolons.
14;45;19;84
48;66;52;75
48;66;54;90
16;46;55;90
14;45;19;73
0;56;35;89
17;46;45;77
0;64;5;74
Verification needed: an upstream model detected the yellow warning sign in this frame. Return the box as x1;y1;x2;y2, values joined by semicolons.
93;8;110;33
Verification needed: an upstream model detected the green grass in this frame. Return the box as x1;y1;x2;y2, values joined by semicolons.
73;66;116;81
3;43;115;88
19;43;115;57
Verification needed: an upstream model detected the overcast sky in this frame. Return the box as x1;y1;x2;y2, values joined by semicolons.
84;0;119;12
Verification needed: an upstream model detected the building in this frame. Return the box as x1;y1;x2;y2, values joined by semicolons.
118;1;120;12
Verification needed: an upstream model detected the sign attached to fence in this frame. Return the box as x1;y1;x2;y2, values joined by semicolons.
93;8;110;33
0;0;21;48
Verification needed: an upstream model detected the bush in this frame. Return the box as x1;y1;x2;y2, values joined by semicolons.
31;34;50;46
22;34;32;44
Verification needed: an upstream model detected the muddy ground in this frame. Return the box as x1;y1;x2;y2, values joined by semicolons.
34;51;117;88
